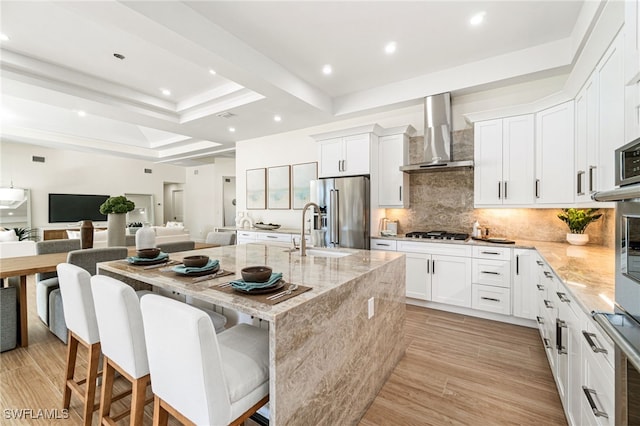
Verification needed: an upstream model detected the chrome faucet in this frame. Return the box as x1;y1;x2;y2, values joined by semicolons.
300;202;320;256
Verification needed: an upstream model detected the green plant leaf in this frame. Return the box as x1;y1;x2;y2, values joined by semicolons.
556;208;602;234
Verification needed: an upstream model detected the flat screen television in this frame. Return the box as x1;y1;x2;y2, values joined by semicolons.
48;193;110;223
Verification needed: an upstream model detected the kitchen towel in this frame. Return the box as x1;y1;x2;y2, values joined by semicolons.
230;272;283;291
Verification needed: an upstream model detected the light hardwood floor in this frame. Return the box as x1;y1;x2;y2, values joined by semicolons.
1;277;566;425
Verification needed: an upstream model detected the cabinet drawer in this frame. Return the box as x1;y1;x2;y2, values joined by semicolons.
583;319;615;370
472;284;511;315
472;258;511;288
397;241;472;257
582;343;615;426
256;232;292;244
370;239;397;251
472;245;511;260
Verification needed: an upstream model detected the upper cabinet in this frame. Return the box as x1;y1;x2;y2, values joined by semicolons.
378;126;416;208
318;133;372;178
535;101;575;205
474;115;534;206
574;74;598;203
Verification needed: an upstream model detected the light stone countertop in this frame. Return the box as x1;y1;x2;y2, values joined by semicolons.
373;234;615;315
218;226;303;234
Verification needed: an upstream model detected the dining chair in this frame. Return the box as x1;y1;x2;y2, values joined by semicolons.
140;294;269;426
56;263;102;426
155;241;195;253
205;231;236;246
49;247;129;343
90;275;152;426
35;239;81;326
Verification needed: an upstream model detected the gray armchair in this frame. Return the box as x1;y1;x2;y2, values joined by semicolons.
156;241;195;253
205;231;236;246
35;239;81;325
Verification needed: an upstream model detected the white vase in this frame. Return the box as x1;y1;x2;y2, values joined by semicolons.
566;233;589;246
136;223;156;250
107;213;126;247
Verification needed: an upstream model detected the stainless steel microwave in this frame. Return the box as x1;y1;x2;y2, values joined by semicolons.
616;137;640;186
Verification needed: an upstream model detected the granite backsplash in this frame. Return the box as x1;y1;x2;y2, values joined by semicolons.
385;128;614;248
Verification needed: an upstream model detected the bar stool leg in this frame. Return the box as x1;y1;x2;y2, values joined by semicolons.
131;374;151;425
83;341;101;426
98;359;116;424
63;331;78;409
153;396;169;426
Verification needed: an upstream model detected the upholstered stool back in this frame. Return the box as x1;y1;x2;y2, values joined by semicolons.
156;241;195;253
205;231;236;246
67;247;128;275
56;263;99;344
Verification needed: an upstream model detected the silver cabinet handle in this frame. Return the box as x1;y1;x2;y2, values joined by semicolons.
432;260;435;274
266;235;278;239
536;316;544;325
556;292;570;303
544;299;553;309
481;270;500;275
498;181;501;199
557;319;567;354
376;243;391;247
504;181;508;199
427;260;430;274
481;251;500;255
536;260;544;266
342;160;346;172
543;338;552;349
589;165;596;193
399;186;402;202
582;386;609;418
535;179;540;198
537;284;545;291
481;296;500;302
544;271;553;280
577;170;585;195
516;255;519;275
581;331;608;354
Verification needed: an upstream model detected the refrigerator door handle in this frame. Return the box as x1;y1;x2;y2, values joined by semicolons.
329;189;338;246
332;189;340;245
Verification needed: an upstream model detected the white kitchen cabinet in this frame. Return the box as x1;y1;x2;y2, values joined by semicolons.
471;246;512;314
256;232;292;246
474;115;534;206
581;327;615;426
596;31;624;193
378;130;411;208
370;238;397;251
535;101;575;204
555;281;581;419
574;74;598;203
625;0;640;86
318;133;371;177
512;249;537;320
397;241;472;305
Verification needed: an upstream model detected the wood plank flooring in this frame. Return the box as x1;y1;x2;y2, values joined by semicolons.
1;277;566;425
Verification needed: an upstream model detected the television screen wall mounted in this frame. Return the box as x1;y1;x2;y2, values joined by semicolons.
48;193;110;223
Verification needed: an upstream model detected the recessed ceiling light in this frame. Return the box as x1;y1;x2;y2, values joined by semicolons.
384;42;397;54
228;127;236;133
470;11;486;26
322;64;332;75
209;69;217;75
77;110;87;117
0;34;9;42
274;115;282;122
161;89;171;96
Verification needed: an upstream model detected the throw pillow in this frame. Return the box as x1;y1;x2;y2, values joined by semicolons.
0;229;18;242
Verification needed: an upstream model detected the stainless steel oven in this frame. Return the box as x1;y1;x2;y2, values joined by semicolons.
593;139;640;425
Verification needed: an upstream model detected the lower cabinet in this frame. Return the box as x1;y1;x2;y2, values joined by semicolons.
512;249;537;320
431;255;472;307
237;231;257;244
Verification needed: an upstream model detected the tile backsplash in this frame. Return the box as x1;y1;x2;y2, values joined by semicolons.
385;129;614;247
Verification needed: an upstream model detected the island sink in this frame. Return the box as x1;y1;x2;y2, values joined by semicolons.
302;248;353;258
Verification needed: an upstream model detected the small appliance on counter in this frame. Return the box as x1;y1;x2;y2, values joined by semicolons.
379;218;398;236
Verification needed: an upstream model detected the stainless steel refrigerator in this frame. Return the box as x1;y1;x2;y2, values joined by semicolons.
310;175;370;249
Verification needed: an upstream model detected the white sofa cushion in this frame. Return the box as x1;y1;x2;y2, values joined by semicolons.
0;240;37;258
66;229;108;240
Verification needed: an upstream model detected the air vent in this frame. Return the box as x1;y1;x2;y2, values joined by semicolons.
32;156;45;163
144;168;152;174
216;111;235;119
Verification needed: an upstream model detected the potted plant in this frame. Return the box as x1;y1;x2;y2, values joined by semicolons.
557;208;602;245
12;227;37;241
99;196;135;247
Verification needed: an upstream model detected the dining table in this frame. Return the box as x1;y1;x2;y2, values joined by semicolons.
0;243;216;347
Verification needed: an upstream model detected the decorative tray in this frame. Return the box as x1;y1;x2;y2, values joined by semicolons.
254;223;281;230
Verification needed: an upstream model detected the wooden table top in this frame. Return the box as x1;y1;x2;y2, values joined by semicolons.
0;243;217;278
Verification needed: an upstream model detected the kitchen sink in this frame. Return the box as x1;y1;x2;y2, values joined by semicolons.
303;249;353;258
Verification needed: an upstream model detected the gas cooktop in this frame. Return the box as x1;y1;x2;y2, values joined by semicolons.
405;231;469;241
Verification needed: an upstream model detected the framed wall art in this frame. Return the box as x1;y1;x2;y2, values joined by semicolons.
267;165;291;209
246;168;266;209
291;162;318;209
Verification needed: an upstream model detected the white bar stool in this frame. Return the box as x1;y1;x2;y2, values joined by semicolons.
56;263;102;426
140;294;269;426
91;275;152;425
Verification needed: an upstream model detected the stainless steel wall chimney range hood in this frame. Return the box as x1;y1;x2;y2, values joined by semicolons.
400;92;473;173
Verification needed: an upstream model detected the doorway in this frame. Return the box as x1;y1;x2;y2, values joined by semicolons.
223;176;236;227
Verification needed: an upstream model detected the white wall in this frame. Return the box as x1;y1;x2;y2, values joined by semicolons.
185;158;236;241
0;141;185;230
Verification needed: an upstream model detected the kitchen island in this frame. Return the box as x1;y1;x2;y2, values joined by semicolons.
98;243;406;425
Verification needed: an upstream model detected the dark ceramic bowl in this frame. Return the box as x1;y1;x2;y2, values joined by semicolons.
241;266;272;283
183;255;209;268
136;248;161;259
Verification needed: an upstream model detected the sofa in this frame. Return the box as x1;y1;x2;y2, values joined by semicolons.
0;228;36;258
66;224;190;247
